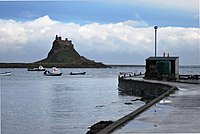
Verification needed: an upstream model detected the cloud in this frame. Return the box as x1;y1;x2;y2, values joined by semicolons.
111;0;199;13
123;20;149;27
141;0;198;10
0;16;199;65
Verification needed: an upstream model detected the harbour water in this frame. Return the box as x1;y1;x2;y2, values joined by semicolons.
1;67;145;134
0;66;199;134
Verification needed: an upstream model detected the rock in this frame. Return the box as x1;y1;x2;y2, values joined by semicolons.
96;105;105;108
124;102;133;105
87;121;114;134
131;98;141;102
140;97;146;102
37;35;107;68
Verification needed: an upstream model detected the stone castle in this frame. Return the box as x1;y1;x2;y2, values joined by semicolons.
54;35;74;49
36;35;107;67
45;35;80;60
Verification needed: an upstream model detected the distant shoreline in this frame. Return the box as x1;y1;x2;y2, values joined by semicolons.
0;63;108;68
0;63;198;68
0;63;145;68
108;64;145;67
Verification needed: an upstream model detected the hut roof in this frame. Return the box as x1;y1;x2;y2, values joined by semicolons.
146;57;179;61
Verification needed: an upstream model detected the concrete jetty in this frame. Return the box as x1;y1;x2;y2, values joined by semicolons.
114;78;200;133
97;75;200;133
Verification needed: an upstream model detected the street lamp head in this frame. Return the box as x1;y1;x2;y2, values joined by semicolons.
154;26;158;29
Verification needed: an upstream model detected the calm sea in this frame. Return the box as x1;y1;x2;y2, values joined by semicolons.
0;66;199;134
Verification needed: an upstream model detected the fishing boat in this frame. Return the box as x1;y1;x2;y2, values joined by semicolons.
28;65;45;71
44;67;62;76
0;72;11;76
69;72;86;75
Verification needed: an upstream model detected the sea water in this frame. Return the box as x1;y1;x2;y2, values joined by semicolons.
0;66;199;134
1;67;145;134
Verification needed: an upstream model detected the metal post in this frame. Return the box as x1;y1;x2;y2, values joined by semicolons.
154;26;158;57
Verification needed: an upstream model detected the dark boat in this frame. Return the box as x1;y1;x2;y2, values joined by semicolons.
44;67;62;76
28;65;45;71
69;72;86;75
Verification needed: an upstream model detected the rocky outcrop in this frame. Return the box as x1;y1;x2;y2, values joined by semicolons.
87;121;114;134
37;35;107;68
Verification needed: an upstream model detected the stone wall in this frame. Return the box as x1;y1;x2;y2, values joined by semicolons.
118;78;172;99
97;79;177;134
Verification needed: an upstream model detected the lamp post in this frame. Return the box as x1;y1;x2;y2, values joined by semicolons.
154;26;158;57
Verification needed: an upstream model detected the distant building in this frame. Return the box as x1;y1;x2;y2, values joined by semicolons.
54;35;74;49
145;54;179;80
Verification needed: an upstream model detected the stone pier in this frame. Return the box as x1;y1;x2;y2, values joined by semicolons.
96;77;178;134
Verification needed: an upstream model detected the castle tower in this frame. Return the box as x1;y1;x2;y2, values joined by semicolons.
55;35;62;41
53;35;74;49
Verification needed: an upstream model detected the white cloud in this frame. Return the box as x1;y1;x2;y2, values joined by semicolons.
0;16;199;65
123;20;149;27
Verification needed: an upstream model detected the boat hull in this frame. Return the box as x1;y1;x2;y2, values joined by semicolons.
44;71;62;76
44;73;62;76
28;68;46;71
43;67;62;76
0;72;11;76
69;72;86;75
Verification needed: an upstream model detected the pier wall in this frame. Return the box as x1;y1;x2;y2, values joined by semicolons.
118;78;172;99
96;78;177;134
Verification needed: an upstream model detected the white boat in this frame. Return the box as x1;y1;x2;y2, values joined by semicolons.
28;65;45;71
44;67;62;76
0;72;11;76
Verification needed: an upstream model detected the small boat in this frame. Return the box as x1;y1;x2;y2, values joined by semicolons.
0;72;11;76
69;72;86;75
28;65;45;71
44;67;62;76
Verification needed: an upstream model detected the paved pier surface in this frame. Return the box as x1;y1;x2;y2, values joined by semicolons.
113;80;200;133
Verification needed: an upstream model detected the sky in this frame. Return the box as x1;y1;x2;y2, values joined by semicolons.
0;0;199;65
